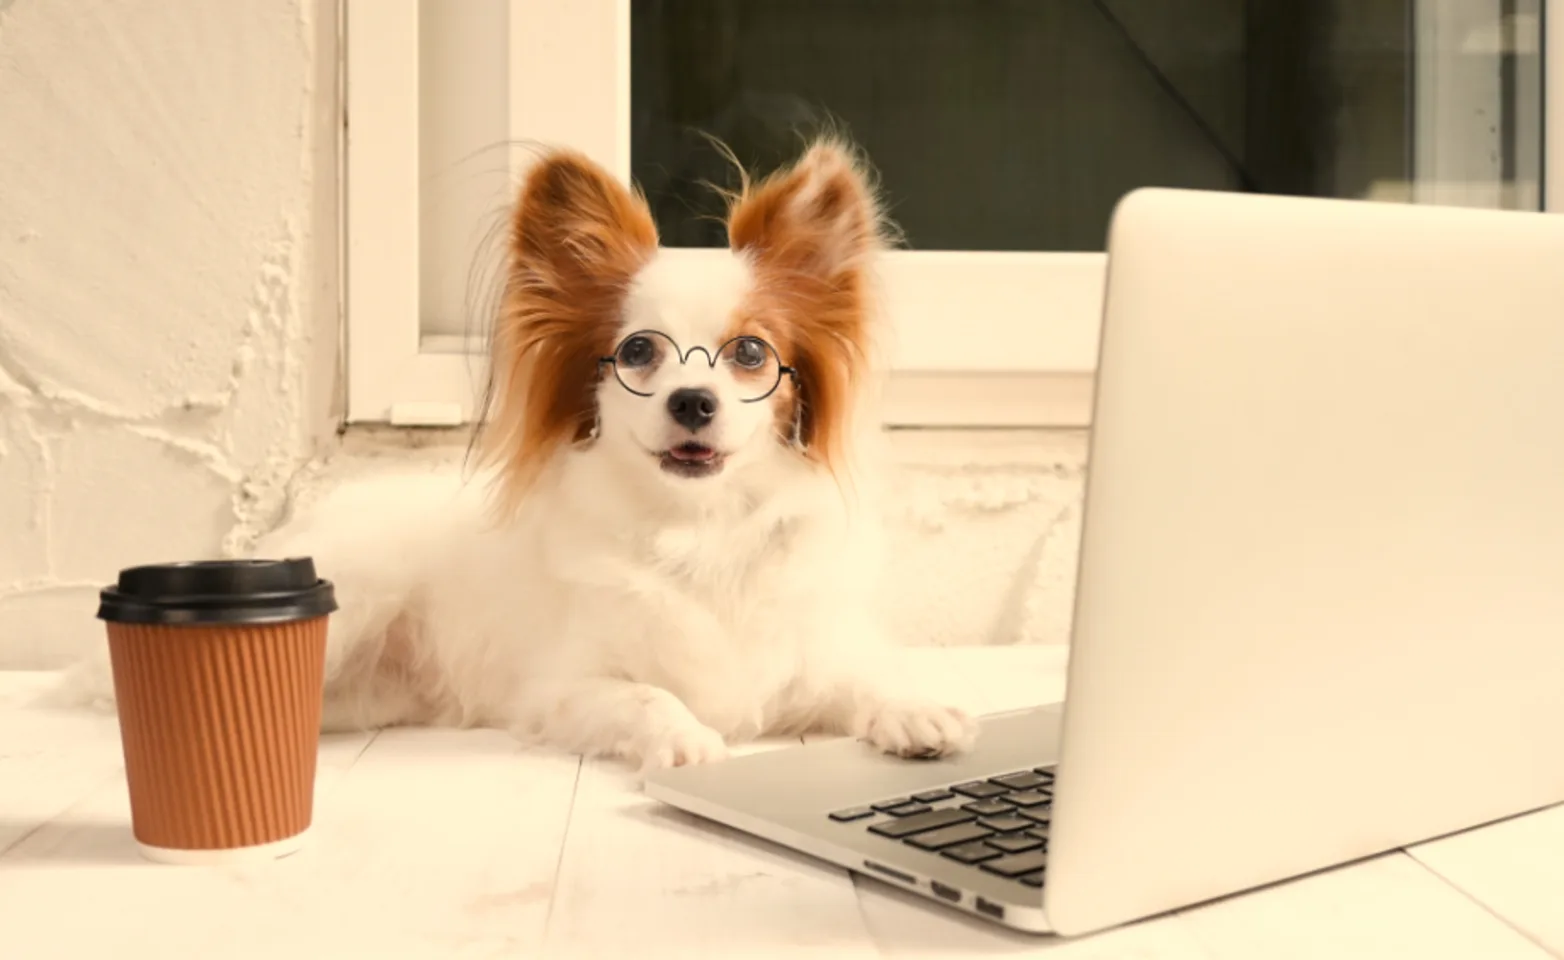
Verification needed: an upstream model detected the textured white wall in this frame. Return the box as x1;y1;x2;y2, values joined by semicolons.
0;1;340;667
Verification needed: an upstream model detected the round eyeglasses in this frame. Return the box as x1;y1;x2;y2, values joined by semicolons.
598;330;796;403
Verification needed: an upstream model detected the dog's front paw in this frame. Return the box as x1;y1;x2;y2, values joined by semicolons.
637;720;730;771
858;700;978;760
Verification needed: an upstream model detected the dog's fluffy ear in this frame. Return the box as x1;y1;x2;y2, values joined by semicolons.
477;151;658;517
727;139;886;471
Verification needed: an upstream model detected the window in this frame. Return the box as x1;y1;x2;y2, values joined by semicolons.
344;0;1560;427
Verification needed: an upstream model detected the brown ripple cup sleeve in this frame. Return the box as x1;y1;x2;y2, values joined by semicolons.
96;558;337;865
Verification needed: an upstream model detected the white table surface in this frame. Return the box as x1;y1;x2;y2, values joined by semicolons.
2;648;1561;959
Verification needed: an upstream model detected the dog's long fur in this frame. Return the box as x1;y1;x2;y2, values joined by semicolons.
59;140;976;771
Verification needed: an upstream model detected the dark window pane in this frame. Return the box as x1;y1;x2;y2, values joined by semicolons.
631;0;1544;251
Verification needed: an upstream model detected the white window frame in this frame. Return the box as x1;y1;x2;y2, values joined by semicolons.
343;0;1562;428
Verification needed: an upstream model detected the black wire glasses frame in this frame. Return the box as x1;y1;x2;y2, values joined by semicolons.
598;330;797;403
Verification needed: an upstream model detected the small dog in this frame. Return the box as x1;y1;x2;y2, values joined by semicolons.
67;139;978;771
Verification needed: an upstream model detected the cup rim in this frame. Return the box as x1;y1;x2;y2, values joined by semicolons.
97;558;338;626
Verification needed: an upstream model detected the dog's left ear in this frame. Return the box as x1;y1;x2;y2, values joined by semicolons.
728;139;883;287
727;140;886;470
478;151;658;517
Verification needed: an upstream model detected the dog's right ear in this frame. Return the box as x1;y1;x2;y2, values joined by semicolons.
477;151;658;518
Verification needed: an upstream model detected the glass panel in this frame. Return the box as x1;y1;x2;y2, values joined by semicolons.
631;0;1546;251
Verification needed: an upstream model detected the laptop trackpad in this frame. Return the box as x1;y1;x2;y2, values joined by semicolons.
647;704;1065;820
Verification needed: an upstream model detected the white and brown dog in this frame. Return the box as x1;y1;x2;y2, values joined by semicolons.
66;140;977;772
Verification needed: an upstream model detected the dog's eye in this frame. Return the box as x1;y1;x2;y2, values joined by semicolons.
732;338;768;369
618;336;656;368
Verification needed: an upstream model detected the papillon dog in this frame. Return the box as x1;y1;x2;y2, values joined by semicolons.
62;139;977;771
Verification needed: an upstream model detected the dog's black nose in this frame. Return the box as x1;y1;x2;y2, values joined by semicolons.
667;387;718;432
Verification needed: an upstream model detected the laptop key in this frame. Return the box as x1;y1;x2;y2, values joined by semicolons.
912;789;955;803
828;806;876;822
1001;790;1052;808
1019;871;1047;888
868;807;975;839
942;841;1003;864
991;771;1051;791
1024;829;1051;842
1019;806;1052;826
961;798;1013;817
883;802;932;817
986;833;1044;854
952;781;1010;800
872;797;913;812
977;815;1033;833
905;822;994;851
981;850;1050;878
1031;767;1057;778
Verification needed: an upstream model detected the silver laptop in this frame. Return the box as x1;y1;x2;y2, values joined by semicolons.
644;188;1564;937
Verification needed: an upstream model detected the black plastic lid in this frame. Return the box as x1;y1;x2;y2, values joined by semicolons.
96;558;338;626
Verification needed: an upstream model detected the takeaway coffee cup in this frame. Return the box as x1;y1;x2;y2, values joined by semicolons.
96;558;336;865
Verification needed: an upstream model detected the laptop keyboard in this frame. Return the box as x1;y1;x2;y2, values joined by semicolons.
828;767;1054;889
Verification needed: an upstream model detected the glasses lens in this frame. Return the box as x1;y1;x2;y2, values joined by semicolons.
611;331;677;396
718;337;784;401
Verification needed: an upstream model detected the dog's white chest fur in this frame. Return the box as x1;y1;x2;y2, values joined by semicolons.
648;524;707;567
568;503;821;741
